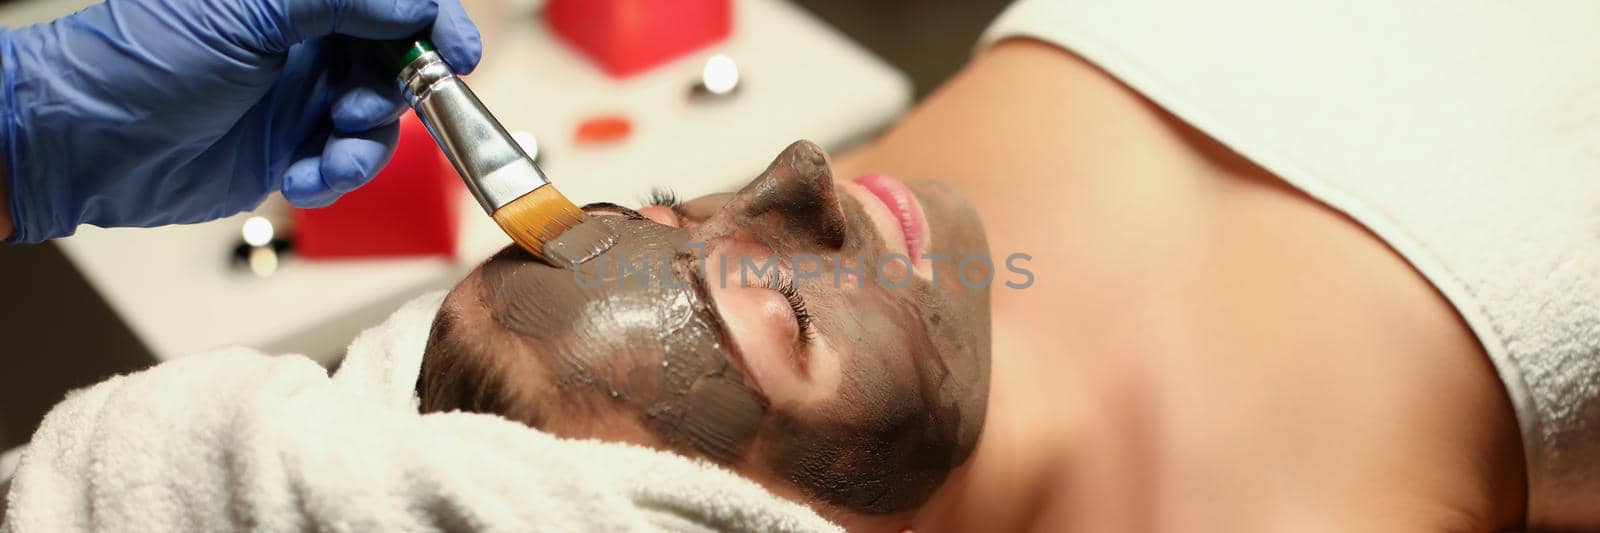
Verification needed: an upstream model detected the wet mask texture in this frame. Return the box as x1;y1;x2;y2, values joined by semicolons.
540;216;617;267
698;142;991;513
434;140;992;517
484;215;766;462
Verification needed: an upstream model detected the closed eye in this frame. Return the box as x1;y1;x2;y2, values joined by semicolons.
691;243;819;386
755;268;814;341
644;187;682;209
642;187;691;225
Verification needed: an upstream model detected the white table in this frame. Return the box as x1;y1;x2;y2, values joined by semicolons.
22;0;910;363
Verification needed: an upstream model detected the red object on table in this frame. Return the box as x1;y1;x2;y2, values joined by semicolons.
292;114;460;260
574;115;633;145
546;0;733;78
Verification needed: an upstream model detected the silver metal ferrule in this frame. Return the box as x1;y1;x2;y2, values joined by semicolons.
399;51;550;214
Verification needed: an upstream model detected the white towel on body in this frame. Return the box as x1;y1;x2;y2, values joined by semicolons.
0;291;838;532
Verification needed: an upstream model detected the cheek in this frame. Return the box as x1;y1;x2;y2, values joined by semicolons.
829;292;932;391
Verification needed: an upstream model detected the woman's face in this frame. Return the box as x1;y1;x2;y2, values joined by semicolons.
433;140;991;515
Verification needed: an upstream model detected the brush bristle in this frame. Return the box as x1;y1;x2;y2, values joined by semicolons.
491;185;584;257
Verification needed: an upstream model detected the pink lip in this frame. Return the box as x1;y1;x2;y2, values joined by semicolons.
853;174;928;263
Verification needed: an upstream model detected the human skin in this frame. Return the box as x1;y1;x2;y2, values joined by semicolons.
421;140;992;527
829;39;1526;531
423;38;1526;532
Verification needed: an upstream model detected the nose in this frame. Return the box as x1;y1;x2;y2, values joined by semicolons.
723;140;848;250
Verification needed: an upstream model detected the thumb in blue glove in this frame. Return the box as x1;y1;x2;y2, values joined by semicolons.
0;0;483;242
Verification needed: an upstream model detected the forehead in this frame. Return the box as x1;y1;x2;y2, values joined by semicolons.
475;216;735;383
480;217;690;338
472;216;761;459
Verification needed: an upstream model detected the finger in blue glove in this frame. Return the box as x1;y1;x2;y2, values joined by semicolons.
0;0;483;242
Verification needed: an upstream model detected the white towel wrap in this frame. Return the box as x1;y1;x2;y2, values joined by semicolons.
1;291;839;532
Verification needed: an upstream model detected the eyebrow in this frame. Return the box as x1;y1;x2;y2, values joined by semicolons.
580;202;646;219
587;199;692;223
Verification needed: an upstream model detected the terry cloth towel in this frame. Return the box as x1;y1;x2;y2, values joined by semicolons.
0;291;839;532
982;0;1600;527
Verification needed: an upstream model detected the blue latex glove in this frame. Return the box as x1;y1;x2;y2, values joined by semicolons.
0;0;482;242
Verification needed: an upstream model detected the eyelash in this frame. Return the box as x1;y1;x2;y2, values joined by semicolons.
759;271;814;340
654;186;807;340
645;187;681;208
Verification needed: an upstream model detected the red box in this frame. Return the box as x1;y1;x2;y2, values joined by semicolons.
546;0;733;78
292;114;460;260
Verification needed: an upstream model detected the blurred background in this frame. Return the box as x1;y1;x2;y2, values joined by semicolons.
0;0;1014;450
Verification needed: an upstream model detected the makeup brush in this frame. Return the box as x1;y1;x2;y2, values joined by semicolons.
377;39;609;260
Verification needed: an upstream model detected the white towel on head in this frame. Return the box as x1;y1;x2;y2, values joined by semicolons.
0;291;839;532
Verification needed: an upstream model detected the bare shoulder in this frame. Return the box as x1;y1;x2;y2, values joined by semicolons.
837;36;1527;530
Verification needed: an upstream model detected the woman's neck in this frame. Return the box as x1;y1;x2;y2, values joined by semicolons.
837;40;1524;531
910;321;1159;532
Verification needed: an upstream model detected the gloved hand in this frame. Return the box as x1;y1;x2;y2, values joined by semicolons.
0;0;482;242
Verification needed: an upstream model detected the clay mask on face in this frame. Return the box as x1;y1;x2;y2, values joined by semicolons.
540;216;618;267
451;142;992;517
645;284;766;461
680;142;991;514
482;215;768;462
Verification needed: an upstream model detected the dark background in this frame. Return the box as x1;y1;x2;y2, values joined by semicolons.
0;0;1015;450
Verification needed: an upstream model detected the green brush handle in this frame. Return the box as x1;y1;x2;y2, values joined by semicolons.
374;38;437;78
